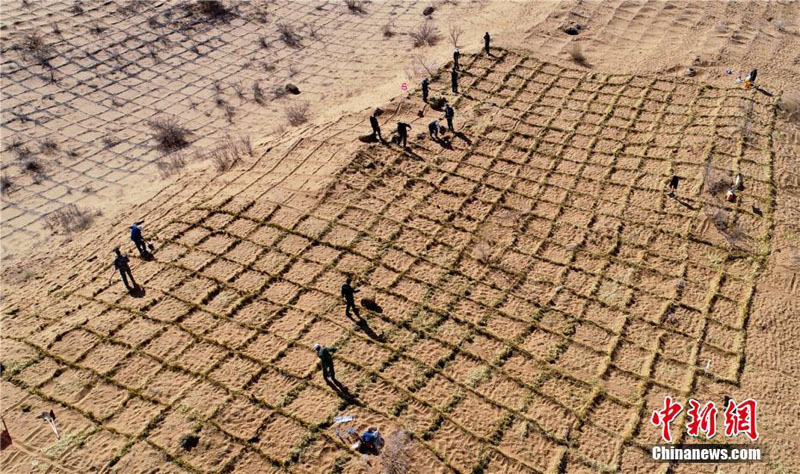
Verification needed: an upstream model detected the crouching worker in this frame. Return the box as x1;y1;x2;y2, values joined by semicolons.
355;427;384;455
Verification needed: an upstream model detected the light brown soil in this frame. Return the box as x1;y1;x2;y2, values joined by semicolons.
2;1;799;473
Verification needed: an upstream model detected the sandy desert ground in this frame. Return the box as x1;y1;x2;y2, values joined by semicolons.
2;0;800;473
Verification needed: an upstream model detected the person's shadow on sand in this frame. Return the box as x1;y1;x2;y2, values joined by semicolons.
128;286;146;298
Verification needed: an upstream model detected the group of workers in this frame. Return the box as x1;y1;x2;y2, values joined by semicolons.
368;32;492;150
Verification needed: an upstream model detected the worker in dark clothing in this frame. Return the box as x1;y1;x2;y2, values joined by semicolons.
421;78;429;102
667;175;679;197
444;103;455;132
397;122;411;148
129;221;153;258
314;344;338;381
484;32;491;55
112;248;137;291
341;276;360;319
369;113;382;142
453;48;460;70
450;67;458;94
429;119;440;140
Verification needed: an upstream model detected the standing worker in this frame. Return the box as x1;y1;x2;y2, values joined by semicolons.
129;221;153;258
397;122;411;148
453;48;460;70
111;248;137;292
313;344;338;381
484;32;491;55
444;103;455;132
369;112;382;142
451;67;458;94
667;175;679;197
421;78;429;103
341;276;360;319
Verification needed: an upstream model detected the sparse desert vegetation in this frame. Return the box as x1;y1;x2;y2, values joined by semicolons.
285;101;310;126
277;21;301;47
42;204;99;234
410;20;440;47
149;117;192;153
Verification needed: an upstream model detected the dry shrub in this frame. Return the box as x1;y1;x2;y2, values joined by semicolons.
156;151;188;178
1;175;13;195
181;0;234;23
345;0;365;13
232;82;245;100
20;32;55;67
448;24;462;47
410;20;440;47
40;139;58;155
567;43;588;67
306;22;320;38
253;81;266;105
381;431;411;474
208;135;253;172
149;117;192;153
285;101;309;126
277;22;300;47
215;97;236;123
779;92;800;126
272;85;288;99
382;22;395;38
43;204;99;234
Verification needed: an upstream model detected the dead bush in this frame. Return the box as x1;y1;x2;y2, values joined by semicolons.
567;43;588;67
253;81;266;105
149;117;192;153
382;22;395;38
448;24;462;47
156;151;188;178
208;135;253;172
43;204;99;234
102;135;120;148
181;0;234;23
40;139;58;155
1;175;13;195
277;22;300;47
345;0;365;13
381;430;412;474
410;20;440;47
20;32;55;67
306;22;320;38
779;92;800;126
272;85;288;99
20;155;43;176
232;82;245;100
285;101;309;126
216;97;236;123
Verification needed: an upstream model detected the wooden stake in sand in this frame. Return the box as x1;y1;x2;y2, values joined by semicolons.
40;410;59;439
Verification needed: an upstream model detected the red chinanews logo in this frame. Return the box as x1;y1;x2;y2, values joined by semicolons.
651;396;759;443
